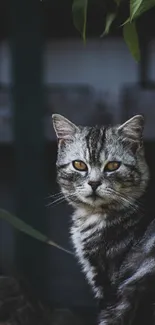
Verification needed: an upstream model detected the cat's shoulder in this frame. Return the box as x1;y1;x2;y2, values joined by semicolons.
141;217;155;254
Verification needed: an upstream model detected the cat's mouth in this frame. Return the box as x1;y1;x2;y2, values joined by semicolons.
86;193;102;200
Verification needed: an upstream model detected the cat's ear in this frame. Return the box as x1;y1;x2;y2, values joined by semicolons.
52;114;78;140
118;115;144;141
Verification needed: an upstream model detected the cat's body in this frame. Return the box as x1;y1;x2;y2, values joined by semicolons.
52;114;155;325
71;200;155;325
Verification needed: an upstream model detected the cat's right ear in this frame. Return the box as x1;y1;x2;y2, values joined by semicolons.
52;114;78;141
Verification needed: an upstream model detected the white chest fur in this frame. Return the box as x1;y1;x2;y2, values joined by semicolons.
70;210;107;299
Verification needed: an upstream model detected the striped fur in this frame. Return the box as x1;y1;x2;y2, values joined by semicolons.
52;114;155;325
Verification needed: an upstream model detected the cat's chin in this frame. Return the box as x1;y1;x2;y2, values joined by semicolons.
78;194;107;208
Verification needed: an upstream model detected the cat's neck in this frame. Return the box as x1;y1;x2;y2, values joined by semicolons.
72;207;107;231
71;190;152;241
72;206;139;232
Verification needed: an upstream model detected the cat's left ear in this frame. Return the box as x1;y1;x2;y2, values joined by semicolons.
118;115;144;142
52;114;79;141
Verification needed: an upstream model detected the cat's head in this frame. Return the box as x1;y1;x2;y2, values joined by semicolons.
52;114;149;212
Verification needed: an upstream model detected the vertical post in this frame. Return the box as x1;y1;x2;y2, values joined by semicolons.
139;40;149;88
138;19;150;88
10;0;47;297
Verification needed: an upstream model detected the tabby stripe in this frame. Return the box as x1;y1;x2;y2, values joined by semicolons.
97;128;106;161
57;163;70;169
91;128;102;162
120;258;155;289
85;128;93;162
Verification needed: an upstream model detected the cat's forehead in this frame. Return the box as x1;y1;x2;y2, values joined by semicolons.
78;126;134;164
76;126;124;159
58;125;134;165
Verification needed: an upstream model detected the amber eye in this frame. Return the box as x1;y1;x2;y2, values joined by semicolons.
72;160;88;171
104;161;121;172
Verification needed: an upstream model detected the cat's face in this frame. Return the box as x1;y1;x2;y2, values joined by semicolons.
52;114;149;211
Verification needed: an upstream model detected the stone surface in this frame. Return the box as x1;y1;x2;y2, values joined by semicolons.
0;275;94;325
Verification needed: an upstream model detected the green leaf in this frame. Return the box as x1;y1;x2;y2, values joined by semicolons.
0;209;73;255
101;12;116;37
123;22;141;62
130;0;155;20
72;0;88;41
121;17;131;26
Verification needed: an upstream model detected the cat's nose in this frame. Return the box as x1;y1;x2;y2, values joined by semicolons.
88;180;101;191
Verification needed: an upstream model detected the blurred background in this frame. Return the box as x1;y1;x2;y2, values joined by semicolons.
0;0;155;324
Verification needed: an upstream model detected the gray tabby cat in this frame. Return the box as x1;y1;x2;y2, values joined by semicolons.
52;114;155;325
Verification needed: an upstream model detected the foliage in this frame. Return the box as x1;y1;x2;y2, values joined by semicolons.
123;21;140;61
72;0;88;41
0;209;72;255
72;0;155;61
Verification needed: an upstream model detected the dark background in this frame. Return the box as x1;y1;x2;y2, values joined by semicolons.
0;1;155;324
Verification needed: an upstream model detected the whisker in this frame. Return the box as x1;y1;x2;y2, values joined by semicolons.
46;195;65;207
46;192;75;207
46;192;63;199
106;188;141;213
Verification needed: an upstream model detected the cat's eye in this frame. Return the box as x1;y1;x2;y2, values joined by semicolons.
72;160;88;171
104;161;121;172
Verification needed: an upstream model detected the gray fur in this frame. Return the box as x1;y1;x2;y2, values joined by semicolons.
52;114;155;325
52;114;149;210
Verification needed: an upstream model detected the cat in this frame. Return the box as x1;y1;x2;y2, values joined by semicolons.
52;113;155;325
